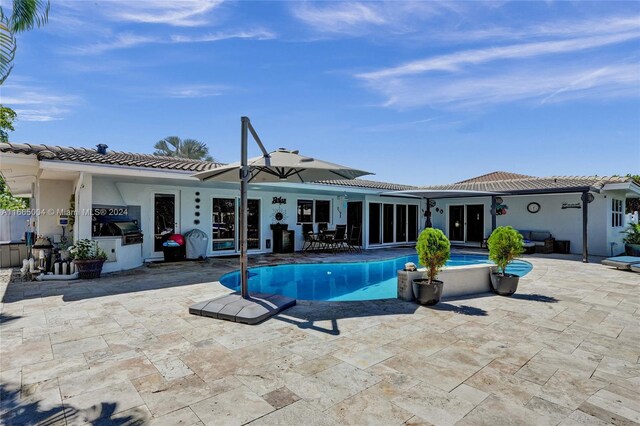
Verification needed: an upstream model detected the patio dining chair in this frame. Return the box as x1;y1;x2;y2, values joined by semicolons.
347;225;362;253
328;224;348;253
302;223;319;252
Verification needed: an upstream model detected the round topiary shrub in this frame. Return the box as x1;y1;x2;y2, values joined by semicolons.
416;228;451;284
487;226;524;275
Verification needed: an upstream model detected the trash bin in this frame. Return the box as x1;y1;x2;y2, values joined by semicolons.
162;239;185;262
185;229;208;260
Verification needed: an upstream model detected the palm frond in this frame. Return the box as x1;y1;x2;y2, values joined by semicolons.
9;0;50;33
181;139;210;160
0;18;16;85
153;136;215;161
153;136;181;157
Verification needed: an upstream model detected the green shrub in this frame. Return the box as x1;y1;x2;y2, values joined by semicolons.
487;226;524;275
416;228;450;283
623;223;640;245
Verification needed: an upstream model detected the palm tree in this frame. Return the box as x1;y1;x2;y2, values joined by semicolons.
153;136;215;162
1;0;50;84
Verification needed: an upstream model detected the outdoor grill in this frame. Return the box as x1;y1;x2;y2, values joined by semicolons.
92;214;143;246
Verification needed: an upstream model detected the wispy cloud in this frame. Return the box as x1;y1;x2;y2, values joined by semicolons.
164;84;230;98
355;14;640;109
358;31;640;81
292;2;386;34
102;0;223;27
437;16;640;44
2;84;81;121
291;1;457;36
68;33;160;55
169;29;275;43
65;29;275;55
367;63;640;109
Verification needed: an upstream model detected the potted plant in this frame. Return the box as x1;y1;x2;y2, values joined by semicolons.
58;238;72;261
623;223;640;256
69;239;107;279
412;228;450;305
487;226;524;296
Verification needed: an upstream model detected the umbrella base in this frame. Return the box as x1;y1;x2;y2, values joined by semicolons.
189;292;296;325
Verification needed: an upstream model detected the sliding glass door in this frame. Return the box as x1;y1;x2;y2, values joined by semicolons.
368;201;419;246
369;203;381;245
408;205;418;241
396;205;407;242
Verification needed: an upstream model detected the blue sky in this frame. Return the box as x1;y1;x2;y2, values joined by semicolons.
2;0;639;185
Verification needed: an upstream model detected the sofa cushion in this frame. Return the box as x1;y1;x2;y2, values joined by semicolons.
519;230;532;240
531;231;551;241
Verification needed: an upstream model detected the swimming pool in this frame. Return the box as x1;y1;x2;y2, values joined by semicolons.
219;254;532;302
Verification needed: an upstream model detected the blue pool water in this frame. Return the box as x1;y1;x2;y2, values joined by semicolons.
219;254;532;302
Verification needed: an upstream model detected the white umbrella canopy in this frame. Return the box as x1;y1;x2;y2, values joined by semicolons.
189;117;373;320
193;148;372;183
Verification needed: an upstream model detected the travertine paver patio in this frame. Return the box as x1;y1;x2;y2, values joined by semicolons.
1;249;639;425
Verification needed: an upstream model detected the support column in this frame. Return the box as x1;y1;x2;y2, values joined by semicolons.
490;195;497;232
425;198;432;228
240;117;249;298
582;191;589;263
75;173;92;241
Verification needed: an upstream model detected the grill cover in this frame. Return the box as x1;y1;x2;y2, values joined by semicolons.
185;229;208;260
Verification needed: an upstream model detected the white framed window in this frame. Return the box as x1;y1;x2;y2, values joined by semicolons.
296;199;331;223
612;199;623;228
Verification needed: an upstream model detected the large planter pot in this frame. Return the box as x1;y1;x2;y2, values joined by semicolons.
490;273;519;296
412;279;444;305
74;259;105;279
625;244;640;257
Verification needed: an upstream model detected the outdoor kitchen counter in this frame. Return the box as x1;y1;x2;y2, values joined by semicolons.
94;237;143;273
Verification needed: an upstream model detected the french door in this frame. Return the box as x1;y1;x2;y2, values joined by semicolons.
153;191;180;256
448;205;465;242
211;197;261;252
466;205;484;243
448;204;485;243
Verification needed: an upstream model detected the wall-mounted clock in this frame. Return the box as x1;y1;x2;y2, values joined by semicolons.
527;202;541;214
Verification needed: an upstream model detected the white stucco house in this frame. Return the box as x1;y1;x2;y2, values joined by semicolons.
1;143;638;272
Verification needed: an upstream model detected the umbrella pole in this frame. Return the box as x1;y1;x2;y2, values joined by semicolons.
240;117;250;298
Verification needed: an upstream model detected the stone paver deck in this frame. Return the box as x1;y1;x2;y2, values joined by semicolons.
1;249;639;425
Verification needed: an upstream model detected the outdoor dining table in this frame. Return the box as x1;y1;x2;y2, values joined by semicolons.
307;230;335;251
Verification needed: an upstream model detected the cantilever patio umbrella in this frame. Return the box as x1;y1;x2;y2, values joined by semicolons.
190;117;372;324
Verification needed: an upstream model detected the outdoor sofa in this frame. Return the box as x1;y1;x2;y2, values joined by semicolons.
518;230;555;254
